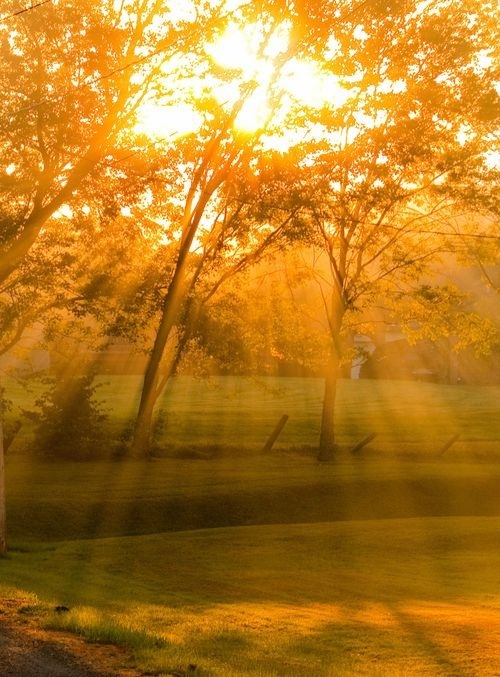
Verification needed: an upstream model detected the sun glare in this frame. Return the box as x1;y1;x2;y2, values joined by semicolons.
281;59;353;110
133;19;352;140
234;88;271;132
133;101;203;139
206;21;352;135
207;21;290;78
207;23;253;72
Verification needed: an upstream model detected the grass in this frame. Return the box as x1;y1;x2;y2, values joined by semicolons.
2;377;500;674
5;375;500;454
5;453;500;542
1;517;499;675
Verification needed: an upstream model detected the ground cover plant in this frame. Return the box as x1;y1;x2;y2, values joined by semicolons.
2;378;499;674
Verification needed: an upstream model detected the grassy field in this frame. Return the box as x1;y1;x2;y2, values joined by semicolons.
4;454;500;542
5;375;500;455
1;517;499;675
102;375;500;452
2;377;500;675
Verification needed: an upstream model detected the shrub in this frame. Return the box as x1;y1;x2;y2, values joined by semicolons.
26;373;108;460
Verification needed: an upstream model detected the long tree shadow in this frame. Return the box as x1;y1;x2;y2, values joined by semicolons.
387;604;471;677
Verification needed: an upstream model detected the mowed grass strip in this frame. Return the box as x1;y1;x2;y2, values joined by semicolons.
6;455;500;541
1;516;499;676
99;376;500;448
6;376;500;452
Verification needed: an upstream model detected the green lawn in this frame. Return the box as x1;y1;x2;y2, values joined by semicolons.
1;517;499;676
2;377;500;675
103;375;500;450
4;454;500;542
5;375;500;454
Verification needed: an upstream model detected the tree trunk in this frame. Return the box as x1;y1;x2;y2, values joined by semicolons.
131;262;190;456
318;286;345;462
130;121;246;457
131;314;179;457
131;198;215;456
0;388;6;555
318;351;340;461
130;370;160;457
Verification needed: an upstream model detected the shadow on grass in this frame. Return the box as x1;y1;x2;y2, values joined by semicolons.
7;465;500;543
2;514;499;676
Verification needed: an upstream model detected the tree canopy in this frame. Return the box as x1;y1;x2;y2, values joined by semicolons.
0;0;498;463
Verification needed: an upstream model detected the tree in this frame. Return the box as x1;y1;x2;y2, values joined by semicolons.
313;0;498;459
125;0;499;456
218;0;499;459
129;0;340;453
0;0;233;550
0;0;231;284
129;124;303;453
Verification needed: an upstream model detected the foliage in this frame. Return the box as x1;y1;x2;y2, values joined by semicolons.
447;215;500;293
1;0;498;460
24;373;108;460
394;282;499;356
0;0;221;366
234;0;500;457
193;259;330;376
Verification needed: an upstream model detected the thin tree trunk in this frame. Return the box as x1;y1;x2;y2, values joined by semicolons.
130;101;252;456
131;290;201;455
131;189;220;455
131;313;177;456
131;369;160;456
131;263;190;455
130;108;255;456
0;387;6;555
318;287;345;462
318;351;340;461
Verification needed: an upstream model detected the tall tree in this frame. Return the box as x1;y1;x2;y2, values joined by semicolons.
0;0;230;550
289;0;499;459
129;0;337;453
207;0;498;459
0;0;227;284
124;0;499;455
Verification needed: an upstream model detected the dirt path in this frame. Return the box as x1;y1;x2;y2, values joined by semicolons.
0;599;144;677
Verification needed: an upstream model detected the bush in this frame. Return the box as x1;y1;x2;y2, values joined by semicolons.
26;373;108;460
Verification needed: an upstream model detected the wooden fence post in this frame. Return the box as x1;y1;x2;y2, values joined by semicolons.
351;432;377;454
262;414;289;454
438;433;460;456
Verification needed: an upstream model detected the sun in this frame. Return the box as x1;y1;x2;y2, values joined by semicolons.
281;60;353;110
132;19;352;142
206;21;353;134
